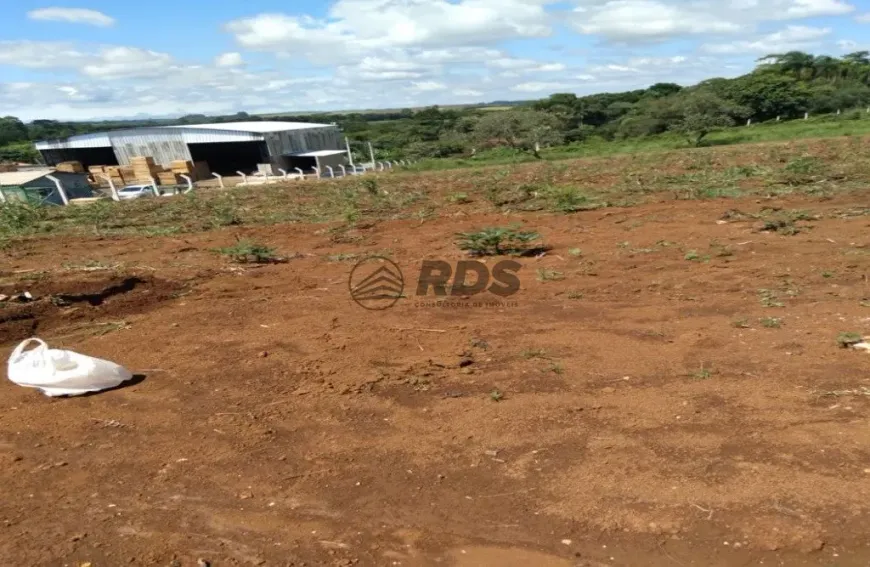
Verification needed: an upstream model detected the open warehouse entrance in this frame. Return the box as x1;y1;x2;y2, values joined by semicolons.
38;147;118;169
187;141;269;176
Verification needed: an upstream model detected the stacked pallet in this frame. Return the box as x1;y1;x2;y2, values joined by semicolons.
170;160;193;177
119;165;136;185
157;171;181;185
56;161;85;173
131;156;162;184
103;166;124;187
168;159;211;181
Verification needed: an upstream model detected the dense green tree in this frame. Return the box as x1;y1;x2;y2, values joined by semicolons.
664;89;750;146
720;74;809;120
471;109;564;157
0;117;28;145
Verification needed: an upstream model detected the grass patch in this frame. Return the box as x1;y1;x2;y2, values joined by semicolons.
760;317;783;328
456;226;543;256
692;364;713;380
836;332;864;348
536;268;565;282
759;289;785;308
684;250;710;262
817;387;870;397
546;362;564;374
215;240;281;264
521;348;548;360
326;252;361;262
545;186;600;213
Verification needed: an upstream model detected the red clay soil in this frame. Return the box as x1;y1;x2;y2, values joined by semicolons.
2;193;870;566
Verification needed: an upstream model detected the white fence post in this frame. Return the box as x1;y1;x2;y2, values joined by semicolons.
0;187;7;203
294;167;304;179
313;166;321;178
97;174;120;201
211;172;224;188
804;112;809;120
45;175;69;205
326;166;334;177
278;168;288;179
179;174;193;194
339;165;346;176
236;171;248;185
345;136;355;168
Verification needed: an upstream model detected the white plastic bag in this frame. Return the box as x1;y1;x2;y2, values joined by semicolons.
6;338;133;397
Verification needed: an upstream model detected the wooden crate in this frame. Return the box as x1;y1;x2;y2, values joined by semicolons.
170;159;193;172
56;161;85;173
158;172;180;185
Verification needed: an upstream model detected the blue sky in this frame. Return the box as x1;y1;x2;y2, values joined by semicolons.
2;0;869;120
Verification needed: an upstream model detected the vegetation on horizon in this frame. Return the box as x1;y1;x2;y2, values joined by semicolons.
3;51;870;166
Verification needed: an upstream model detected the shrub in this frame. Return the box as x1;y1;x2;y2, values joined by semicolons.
215;240;280;263
456;225;541;256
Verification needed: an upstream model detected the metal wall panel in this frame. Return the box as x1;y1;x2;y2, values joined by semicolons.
178;128;263;144
109;129;192;166
263;126;343;157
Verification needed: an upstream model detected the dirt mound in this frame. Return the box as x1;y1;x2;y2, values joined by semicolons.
0;273;188;344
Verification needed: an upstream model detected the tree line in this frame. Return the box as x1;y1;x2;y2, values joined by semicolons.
2;50;869;164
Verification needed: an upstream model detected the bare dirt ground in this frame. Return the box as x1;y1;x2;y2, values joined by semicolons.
2;144;870;566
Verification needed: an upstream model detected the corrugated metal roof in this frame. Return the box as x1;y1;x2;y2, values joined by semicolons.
35;121;336;150
0;169;54;186
35;132;112;150
167;121;334;133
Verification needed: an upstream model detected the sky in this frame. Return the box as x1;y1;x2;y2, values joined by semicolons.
1;0;870;121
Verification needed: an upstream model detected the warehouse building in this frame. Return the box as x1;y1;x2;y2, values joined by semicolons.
34;121;348;175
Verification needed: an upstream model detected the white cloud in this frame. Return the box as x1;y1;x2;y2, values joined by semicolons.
568;0;853;42
81;47;175;79
856;12;870;22
0;40;88;68
781;0;853;18
702;25;831;54
27;7;115;27
215;52;244;67
410;81;447;91
225;0;554;64
512;81;574;92
571;1;740;41
488;58;566;72
837;39;858;50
